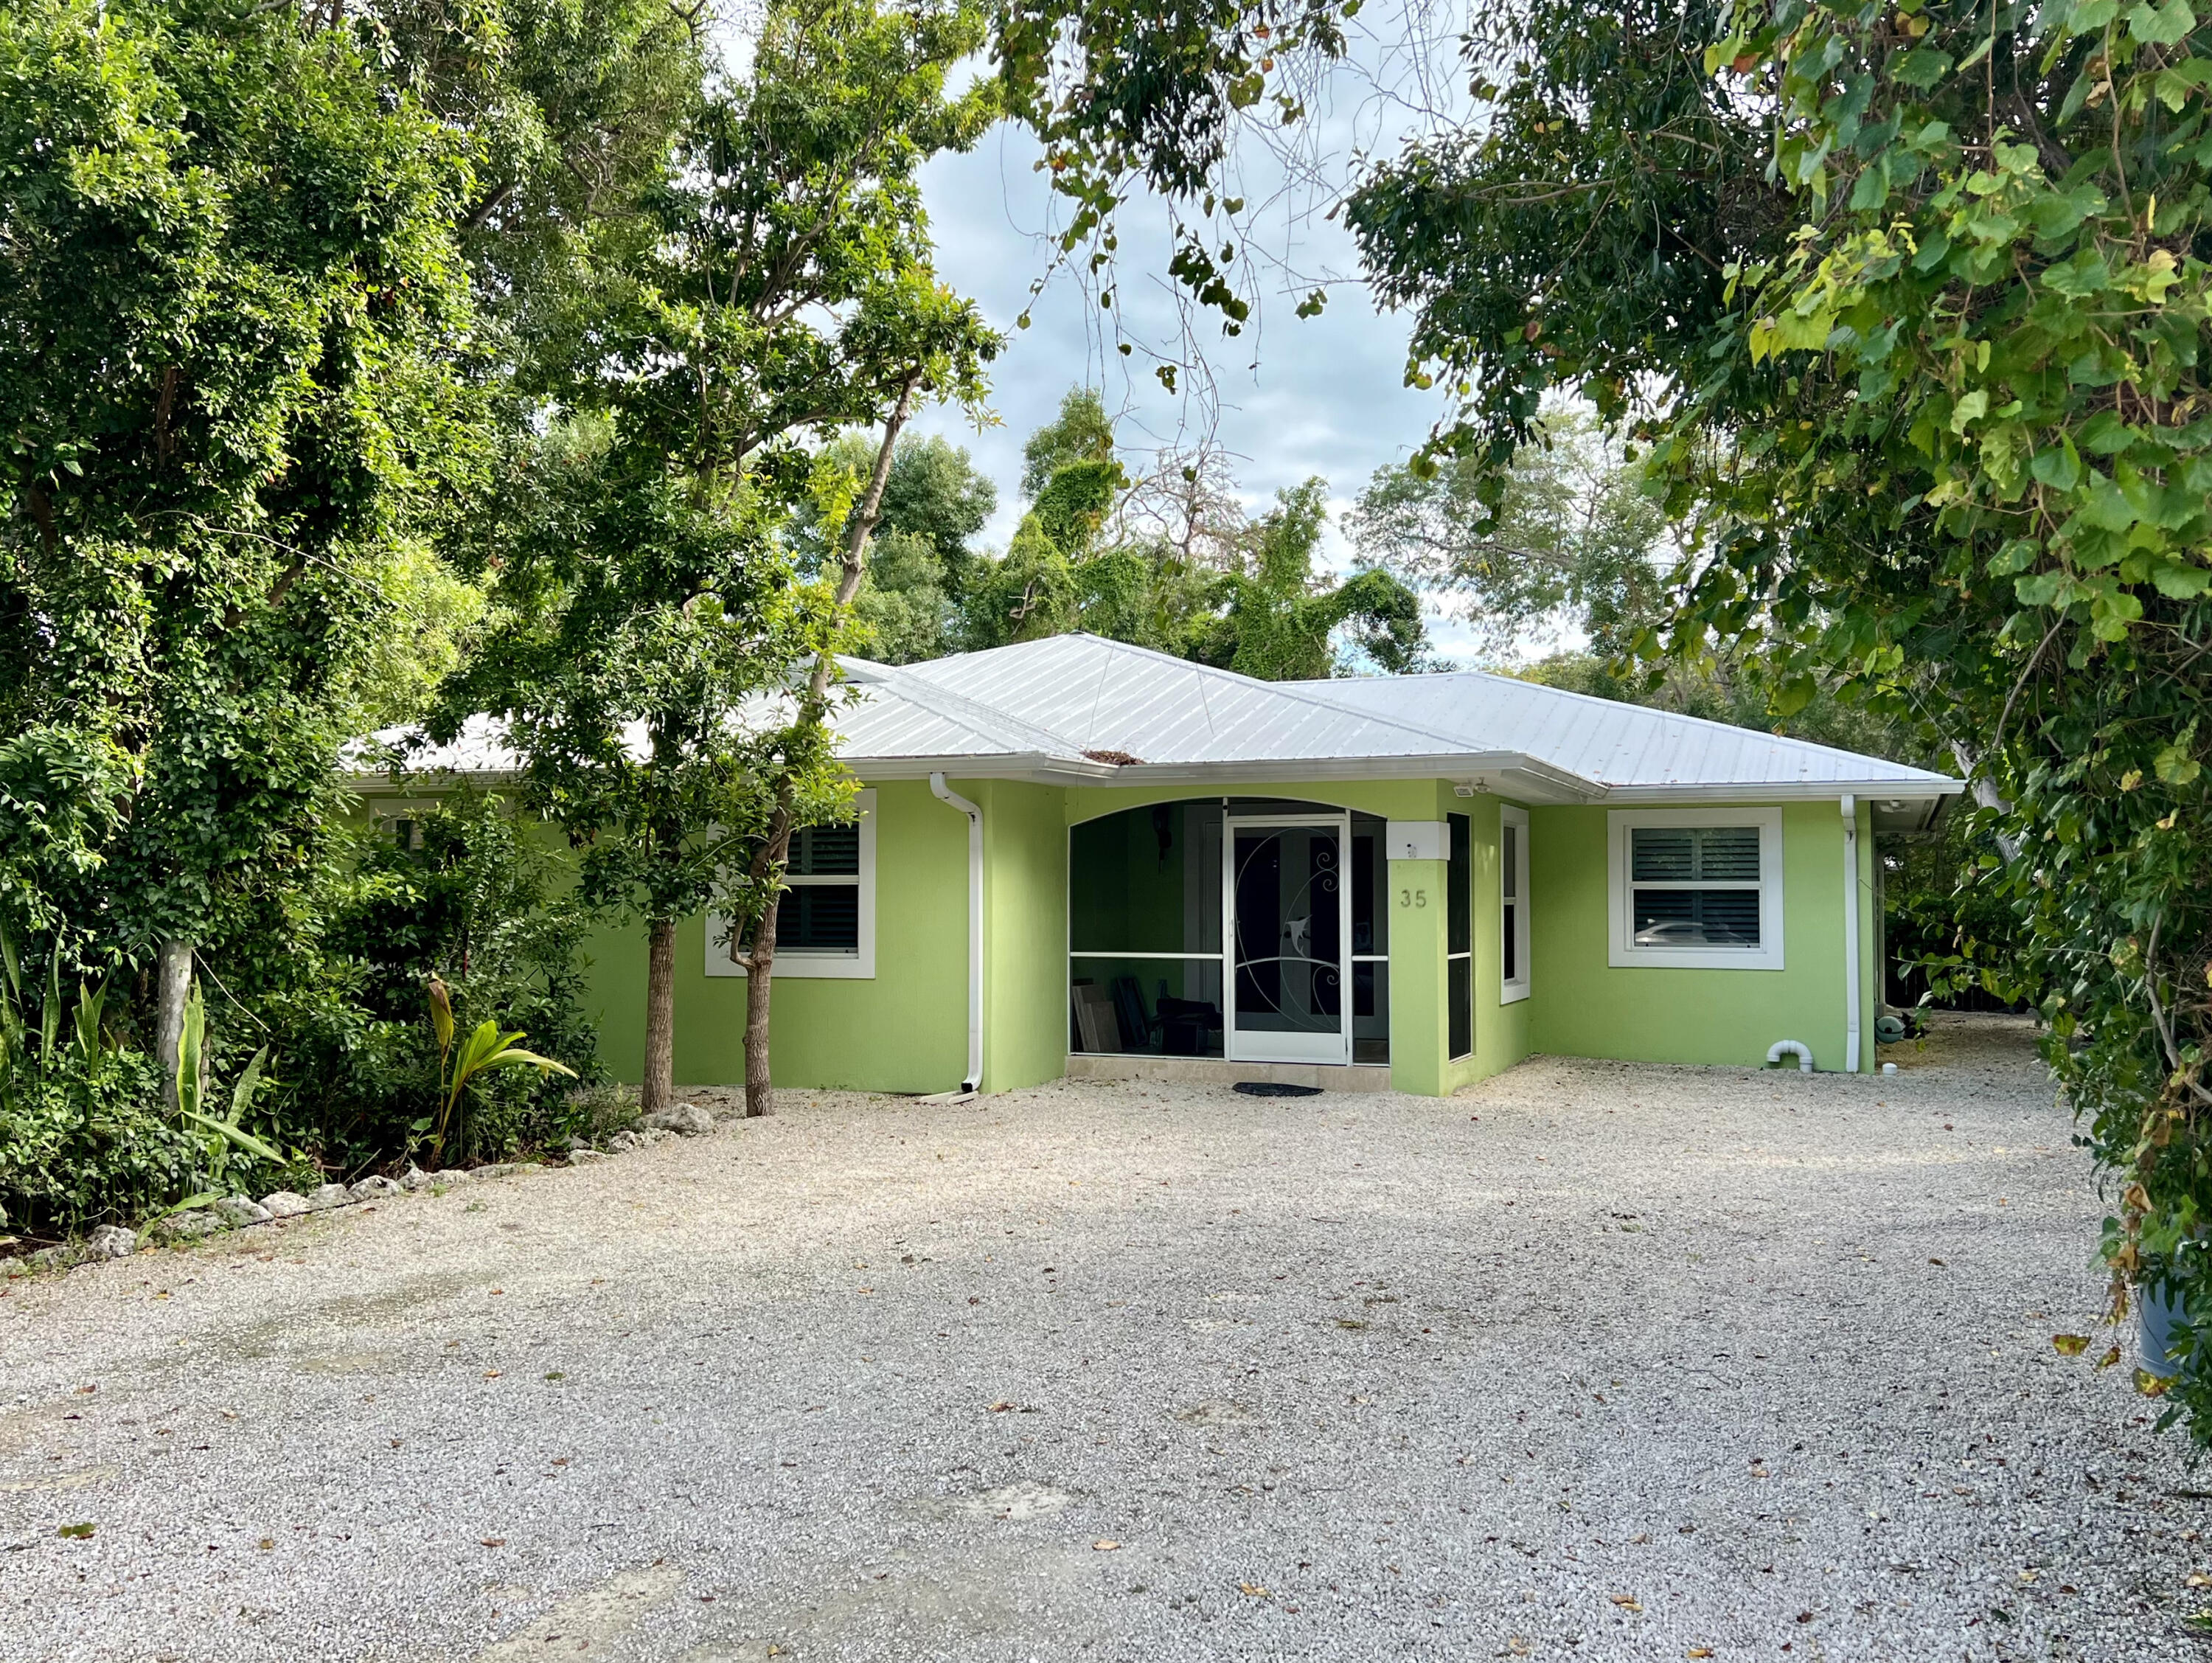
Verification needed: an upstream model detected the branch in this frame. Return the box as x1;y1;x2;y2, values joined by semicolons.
804;371;920;709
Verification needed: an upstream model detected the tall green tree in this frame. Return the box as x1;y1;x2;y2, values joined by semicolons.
451;0;998;1119
953;389;1428;673
0;0;486;1102
1200;479;1428;678
1353;408;1674;659
792;432;998;663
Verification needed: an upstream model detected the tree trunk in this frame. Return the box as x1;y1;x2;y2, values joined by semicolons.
738;375;922;1119
741;841;784;1117
640;916;677;1118
1947;739;2025;864
154;939;192;1114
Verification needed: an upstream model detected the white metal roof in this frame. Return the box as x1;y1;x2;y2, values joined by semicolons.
1301;668;1950;794
353;631;1957;821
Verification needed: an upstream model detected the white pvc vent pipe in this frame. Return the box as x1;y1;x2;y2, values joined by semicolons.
929;772;984;1093
1767;1039;1814;1073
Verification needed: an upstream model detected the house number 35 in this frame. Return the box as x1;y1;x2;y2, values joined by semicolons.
1398;887;1427;909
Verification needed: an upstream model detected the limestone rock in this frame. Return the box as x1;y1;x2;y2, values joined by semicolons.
28;1243;74;1270
212;1196;271;1227
605;1131;639;1153
305;1184;352;1211
260;1191;310;1218
348;1176;404;1201
399;1167;434;1191
86;1225;138;1260
644;1101;714;1136
566;1148;610;1165
161;1210;220;1240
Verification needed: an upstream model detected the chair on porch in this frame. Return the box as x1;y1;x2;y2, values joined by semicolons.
1109;974;1222;1056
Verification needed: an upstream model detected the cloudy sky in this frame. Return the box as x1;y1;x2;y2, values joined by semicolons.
902;32;1500;660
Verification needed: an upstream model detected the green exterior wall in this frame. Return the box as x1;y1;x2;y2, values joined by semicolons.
577;778;971;1094
569;773;1879;1097
977;780;1069;1093
1526;797;1877;1073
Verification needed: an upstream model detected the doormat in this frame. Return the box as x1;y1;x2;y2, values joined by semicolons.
1232;1081;1322;1098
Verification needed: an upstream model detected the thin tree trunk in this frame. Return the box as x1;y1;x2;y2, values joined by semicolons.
737;374;921;1117
155;939;192;1114
742;830;783;1115
641;916;677;1117
1947;739;2025;864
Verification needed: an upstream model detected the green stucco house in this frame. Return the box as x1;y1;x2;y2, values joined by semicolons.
363;634;1958;1096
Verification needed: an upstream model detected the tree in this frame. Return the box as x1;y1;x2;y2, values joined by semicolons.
0;0;486;1105
793;432;997;662
1339;0;2212;1434
952;389;1429;675
452;0;998;1120
1353;408;1673;659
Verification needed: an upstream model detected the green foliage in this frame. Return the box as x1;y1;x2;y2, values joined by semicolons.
794;432;999;662
1354;409;1675;659
426;978;576;1165
0;0;487;979
944;389;1430;676
1203;481;1427;678
272;791;600;1170
0;935;274;1234
1020;388;1121;500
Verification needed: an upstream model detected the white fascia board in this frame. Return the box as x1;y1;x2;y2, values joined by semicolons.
1599;779;1961;804
347;767;523;795
843;752;1121;783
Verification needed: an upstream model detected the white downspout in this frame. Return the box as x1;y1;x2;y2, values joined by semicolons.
1841;794;1861;1075
930;773;984;1093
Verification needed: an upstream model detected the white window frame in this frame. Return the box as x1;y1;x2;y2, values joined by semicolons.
369;798;442;850
1500;804;1531;1004
1607;807;1784;971
706;788;876;980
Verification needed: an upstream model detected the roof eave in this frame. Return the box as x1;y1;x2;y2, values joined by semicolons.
1599;779;1963;803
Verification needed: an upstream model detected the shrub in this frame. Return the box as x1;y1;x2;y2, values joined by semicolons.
262;789;600;1170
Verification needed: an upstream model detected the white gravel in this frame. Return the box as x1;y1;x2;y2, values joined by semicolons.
1;1014;2202;1660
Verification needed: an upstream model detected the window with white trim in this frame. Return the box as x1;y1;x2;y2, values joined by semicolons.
1607;808;1784;971
1500;804;1530;1003
706;789;876;979
369;798;441;852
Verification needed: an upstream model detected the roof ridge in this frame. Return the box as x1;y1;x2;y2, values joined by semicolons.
1296;667;1951;782
1040;633;1483;755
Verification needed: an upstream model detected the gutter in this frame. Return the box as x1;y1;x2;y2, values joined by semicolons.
929;773;985;1094
1842;794;1862;1074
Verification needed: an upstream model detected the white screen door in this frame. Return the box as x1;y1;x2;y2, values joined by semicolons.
1224;815;1352;1064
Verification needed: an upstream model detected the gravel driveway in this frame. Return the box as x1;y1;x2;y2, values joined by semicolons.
1;1015;2202;1662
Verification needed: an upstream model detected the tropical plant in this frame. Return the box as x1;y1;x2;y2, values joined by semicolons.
0;0;493;1097
424;977;576;1165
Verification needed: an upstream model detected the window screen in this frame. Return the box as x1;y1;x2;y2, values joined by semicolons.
1447;813;1472;1058
1501;822;1518;983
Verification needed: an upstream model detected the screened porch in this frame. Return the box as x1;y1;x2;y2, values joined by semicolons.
1067;799;1392;1067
